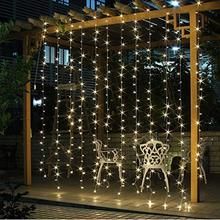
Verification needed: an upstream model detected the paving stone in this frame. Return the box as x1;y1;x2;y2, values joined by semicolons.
30;203;187;219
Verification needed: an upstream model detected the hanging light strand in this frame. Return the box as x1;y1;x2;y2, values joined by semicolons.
132;18;141;193
175;14;187;210
163;16;171;144
105;26;110;147
93;26;99;147
93;24;100;191
197;13;204;180
54;29;61;190
39;22;47;178
103;25;112;188
78;28;85;189
147;20;153;140
67;29;74;176
118;15;125;191
145;18;155;207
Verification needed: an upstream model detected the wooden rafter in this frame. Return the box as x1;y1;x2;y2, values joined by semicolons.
46;1;220;34
53;12;70;24
28;18;43;28
83;7;102;18
68;10;85;21
150;0;165;9
114;2;133;14
133;0;150;10
40;16;57;25
15;20;32;30
98;5;119;17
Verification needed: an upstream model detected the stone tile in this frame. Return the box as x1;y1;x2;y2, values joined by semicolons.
31;203;186;219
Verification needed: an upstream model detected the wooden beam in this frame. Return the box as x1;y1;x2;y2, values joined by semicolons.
23;35;32;186
150;0;165;9
98;5;119;17
114;2;133;14
15;20;33;30
190;10;199;203
133;0;150;10
46;1;220;33
68;10;85;21
53;12;70;24
40;16;57;25
28;18;43;28
83;7;103;18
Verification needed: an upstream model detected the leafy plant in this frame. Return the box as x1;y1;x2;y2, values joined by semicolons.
0;21;14;43
0;58;32;134
0;183;35;219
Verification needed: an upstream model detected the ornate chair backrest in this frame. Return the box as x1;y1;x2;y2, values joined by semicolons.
140;140;169;166
199;137;209;159
94;139;103;159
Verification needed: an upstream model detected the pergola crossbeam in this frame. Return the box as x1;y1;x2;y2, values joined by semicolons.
46;1;220;33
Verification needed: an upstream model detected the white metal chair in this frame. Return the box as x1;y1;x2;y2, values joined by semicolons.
178;138;208;184
140;140;170;192
94;139;122;185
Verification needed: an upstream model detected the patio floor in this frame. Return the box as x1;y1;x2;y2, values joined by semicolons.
13;173;220;219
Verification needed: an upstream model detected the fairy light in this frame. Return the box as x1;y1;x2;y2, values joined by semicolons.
67;29;74;176
54;29;61;190
105;25;110;146
132;17;141;191
145;18;158;207
163;15;171;145
118;14;125;190
104;25;112;186
93;27;99;146
175;14;187;209
146;21;153;141
197;13;205;181
79;28;85;189
39;22;47;179
159;14;172;208
93;23;100;191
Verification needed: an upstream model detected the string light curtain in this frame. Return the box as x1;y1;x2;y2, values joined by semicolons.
93;23;100;192
175;14;188;211
118;14;126;193
197;13;205;181
67;29;75;177
39;22;47;179
163;18;171;146
54;29;61;190
103;25;112;187
146;20;153;141
78;28;86;189
132;17;141;193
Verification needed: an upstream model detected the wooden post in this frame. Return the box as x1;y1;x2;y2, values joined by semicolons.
190;11;199;203
23;35;32;185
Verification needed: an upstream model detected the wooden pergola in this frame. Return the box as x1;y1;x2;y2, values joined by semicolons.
22;0;220;204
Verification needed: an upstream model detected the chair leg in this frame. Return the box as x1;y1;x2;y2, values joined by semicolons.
117;163;123;181
200;163;207;184
97;162;104;185
47;164;51;177
178;161;186;184
140;168;148;192
161;168;169;193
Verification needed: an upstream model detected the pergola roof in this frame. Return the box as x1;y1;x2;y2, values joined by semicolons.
45;0;220;32
9;0;219;51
